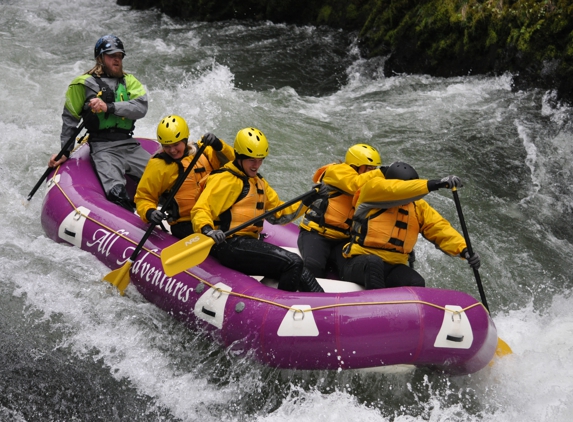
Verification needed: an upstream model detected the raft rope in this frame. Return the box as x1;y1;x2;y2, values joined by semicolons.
49;165;488;318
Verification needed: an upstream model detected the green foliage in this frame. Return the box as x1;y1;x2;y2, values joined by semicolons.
360;0;573;67
318;6;333;24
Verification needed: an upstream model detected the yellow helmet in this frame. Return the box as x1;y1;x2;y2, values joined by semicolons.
157;115;189;146
345;144;382;167
234;127;268;158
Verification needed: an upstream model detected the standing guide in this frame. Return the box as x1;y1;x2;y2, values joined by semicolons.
49;34;150;211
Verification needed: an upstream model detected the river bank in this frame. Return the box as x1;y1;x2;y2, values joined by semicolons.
117;0;573;104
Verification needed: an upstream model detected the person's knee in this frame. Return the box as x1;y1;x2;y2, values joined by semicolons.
341;255;385;289
386;265;425;288
409;273;425;287
276;251;304;291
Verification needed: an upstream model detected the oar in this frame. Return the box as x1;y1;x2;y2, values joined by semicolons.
161;189;317;276
27;122;86;201
452;187;513;357
103;142;209;294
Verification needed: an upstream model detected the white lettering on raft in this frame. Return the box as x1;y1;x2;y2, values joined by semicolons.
131;250;191;303
86;228;191;302
86;228;130;258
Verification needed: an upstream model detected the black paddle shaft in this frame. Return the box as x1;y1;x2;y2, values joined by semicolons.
452;188;490;312
222;188;316;238
128;142;209;260
27;122;86;201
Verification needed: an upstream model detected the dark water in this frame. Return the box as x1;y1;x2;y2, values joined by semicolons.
1;0;572;420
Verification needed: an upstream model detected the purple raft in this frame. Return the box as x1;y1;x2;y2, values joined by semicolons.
40;138;498;375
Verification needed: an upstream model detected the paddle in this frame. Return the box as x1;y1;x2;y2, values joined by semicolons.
27;122;86;201
451;187;513;357
103;142;209;294
160;188;317;276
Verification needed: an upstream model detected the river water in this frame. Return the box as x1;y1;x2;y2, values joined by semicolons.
1;0;572;420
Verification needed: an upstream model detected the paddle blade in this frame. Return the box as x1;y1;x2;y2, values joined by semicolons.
102;261;132;296
161;233;215;276
495;337;513;357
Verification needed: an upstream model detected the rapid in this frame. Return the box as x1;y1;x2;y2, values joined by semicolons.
1;0;572;420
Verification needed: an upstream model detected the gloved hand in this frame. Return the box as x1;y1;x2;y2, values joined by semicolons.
428;175;463;191
146;208;166;225
201;226;226;244
302;184;329;206
201;132;223;151
462;248;481;270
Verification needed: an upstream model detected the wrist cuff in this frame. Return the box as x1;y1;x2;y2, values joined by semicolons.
213;139;223;151
427;180;440;191
145;209;156;221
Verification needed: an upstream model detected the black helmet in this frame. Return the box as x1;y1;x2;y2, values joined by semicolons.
384;162;419;180
94;35;126;58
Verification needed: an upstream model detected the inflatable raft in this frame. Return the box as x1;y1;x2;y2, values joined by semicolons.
40;138;498;375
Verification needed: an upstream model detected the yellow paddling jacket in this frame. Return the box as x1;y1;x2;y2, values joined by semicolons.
299;163;385;240
191;162;309;238
343;178;467;265
135;141;234;224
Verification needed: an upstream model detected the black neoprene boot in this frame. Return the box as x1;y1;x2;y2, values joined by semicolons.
107;184;135;212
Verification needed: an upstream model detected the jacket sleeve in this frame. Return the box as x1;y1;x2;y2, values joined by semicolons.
201;139;235;169
354;178;430;209
134;159;175;223
416;200;467;256
60;108;82;149
191;172;242;233
60;76;89;146
322;164;385;194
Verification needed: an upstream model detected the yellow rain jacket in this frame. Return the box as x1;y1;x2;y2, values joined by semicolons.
299;162;385;239
135;141;234;224
344;177;467;265
191;162;309;238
